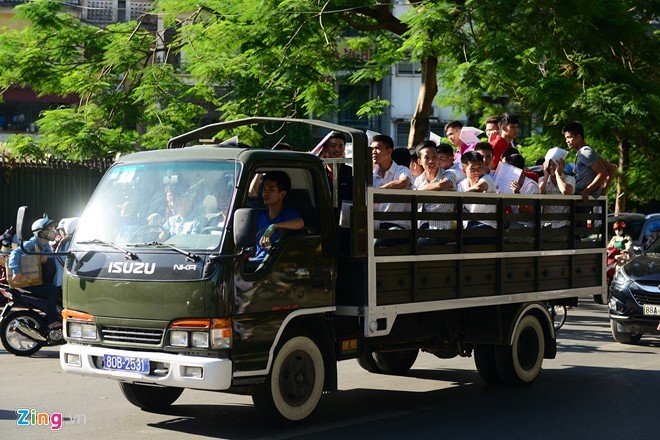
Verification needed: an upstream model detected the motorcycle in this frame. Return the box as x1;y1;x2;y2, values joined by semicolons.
0;258;64;356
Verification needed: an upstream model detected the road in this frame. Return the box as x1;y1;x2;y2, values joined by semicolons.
1;299;659;440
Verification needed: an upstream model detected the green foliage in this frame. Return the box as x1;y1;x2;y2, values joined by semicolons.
0;0;656;207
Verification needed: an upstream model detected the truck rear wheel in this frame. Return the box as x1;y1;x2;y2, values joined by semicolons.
610;320;642;345
495;315;544;386
474;344;503;384
251;334;325;425
373;349;418;375
119;382;183;410
357;350;382;373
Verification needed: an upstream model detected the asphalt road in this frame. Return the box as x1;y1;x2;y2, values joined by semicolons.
1;298;659;440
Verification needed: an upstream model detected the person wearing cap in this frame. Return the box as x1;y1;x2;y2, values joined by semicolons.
7;216;61;329
608;221;633;253
539;148;575;228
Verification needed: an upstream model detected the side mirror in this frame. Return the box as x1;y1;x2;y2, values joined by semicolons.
233;208;257;249
16;206;28;242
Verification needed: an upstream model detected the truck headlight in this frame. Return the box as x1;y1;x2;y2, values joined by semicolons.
68;322;97;340
191;331;209;348
170;330;189;347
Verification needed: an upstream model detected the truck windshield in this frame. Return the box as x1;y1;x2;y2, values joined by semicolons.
74;160;238;250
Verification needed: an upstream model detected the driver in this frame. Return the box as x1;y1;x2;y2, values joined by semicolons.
7;216;62;330
253;171;304;261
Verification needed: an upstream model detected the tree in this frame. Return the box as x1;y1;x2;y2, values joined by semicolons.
410;0;659;212
0;0;656;210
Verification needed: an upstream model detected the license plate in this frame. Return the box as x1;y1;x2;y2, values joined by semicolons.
642;304;660;316
103;354;150;373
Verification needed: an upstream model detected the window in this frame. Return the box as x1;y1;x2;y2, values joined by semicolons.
395;61;422;76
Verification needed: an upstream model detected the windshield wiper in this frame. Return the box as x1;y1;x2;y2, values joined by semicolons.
77;239;138;260
135;241;200;262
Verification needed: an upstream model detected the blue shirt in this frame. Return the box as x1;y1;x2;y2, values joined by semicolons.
8;236;53;275
254;207;301;261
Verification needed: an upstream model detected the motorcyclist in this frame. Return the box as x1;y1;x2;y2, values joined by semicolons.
7;216;62;329
608;221;633;252
608;220;633;268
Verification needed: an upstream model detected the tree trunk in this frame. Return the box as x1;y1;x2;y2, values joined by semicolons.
614;138;629;214
407;56;438;149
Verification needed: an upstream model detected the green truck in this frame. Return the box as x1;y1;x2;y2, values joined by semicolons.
54;117;606;424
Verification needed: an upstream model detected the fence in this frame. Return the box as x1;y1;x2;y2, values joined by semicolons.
0;158;112;233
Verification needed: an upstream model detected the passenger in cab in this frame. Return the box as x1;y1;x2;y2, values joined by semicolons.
253;171;305;261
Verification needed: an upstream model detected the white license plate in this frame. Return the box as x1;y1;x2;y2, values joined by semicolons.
103;354;150;373
642;304;660;316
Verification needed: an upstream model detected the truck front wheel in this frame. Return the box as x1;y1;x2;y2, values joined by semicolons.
252;334;325;425
119;382;183;410
495;314;545;386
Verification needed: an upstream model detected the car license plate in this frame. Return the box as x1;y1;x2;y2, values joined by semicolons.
642;304;660;316
103;354;150;373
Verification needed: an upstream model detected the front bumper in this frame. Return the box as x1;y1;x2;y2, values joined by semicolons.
60;343;233;391
609;279;660;334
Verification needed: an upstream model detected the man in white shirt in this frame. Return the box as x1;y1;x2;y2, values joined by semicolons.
372;134;412;246
413;141;457;245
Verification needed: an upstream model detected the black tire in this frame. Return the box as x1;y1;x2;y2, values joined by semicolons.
610;320;643;345
495;315;545;386
373;349;418;375
0;310;46;356
474;344;503;385
357;350;383;373
251;334;325;425
119;382;183;410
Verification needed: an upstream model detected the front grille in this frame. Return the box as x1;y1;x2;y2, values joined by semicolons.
101;326;164;345
631;283;660;306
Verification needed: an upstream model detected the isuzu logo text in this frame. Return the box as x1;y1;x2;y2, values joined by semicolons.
107;261;156;274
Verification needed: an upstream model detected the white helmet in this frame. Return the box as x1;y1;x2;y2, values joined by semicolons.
32;216;54;237
64;217;79;235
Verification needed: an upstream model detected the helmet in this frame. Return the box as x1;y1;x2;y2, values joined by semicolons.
613;221;626;230
31;216;55;239
63;217;79;235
